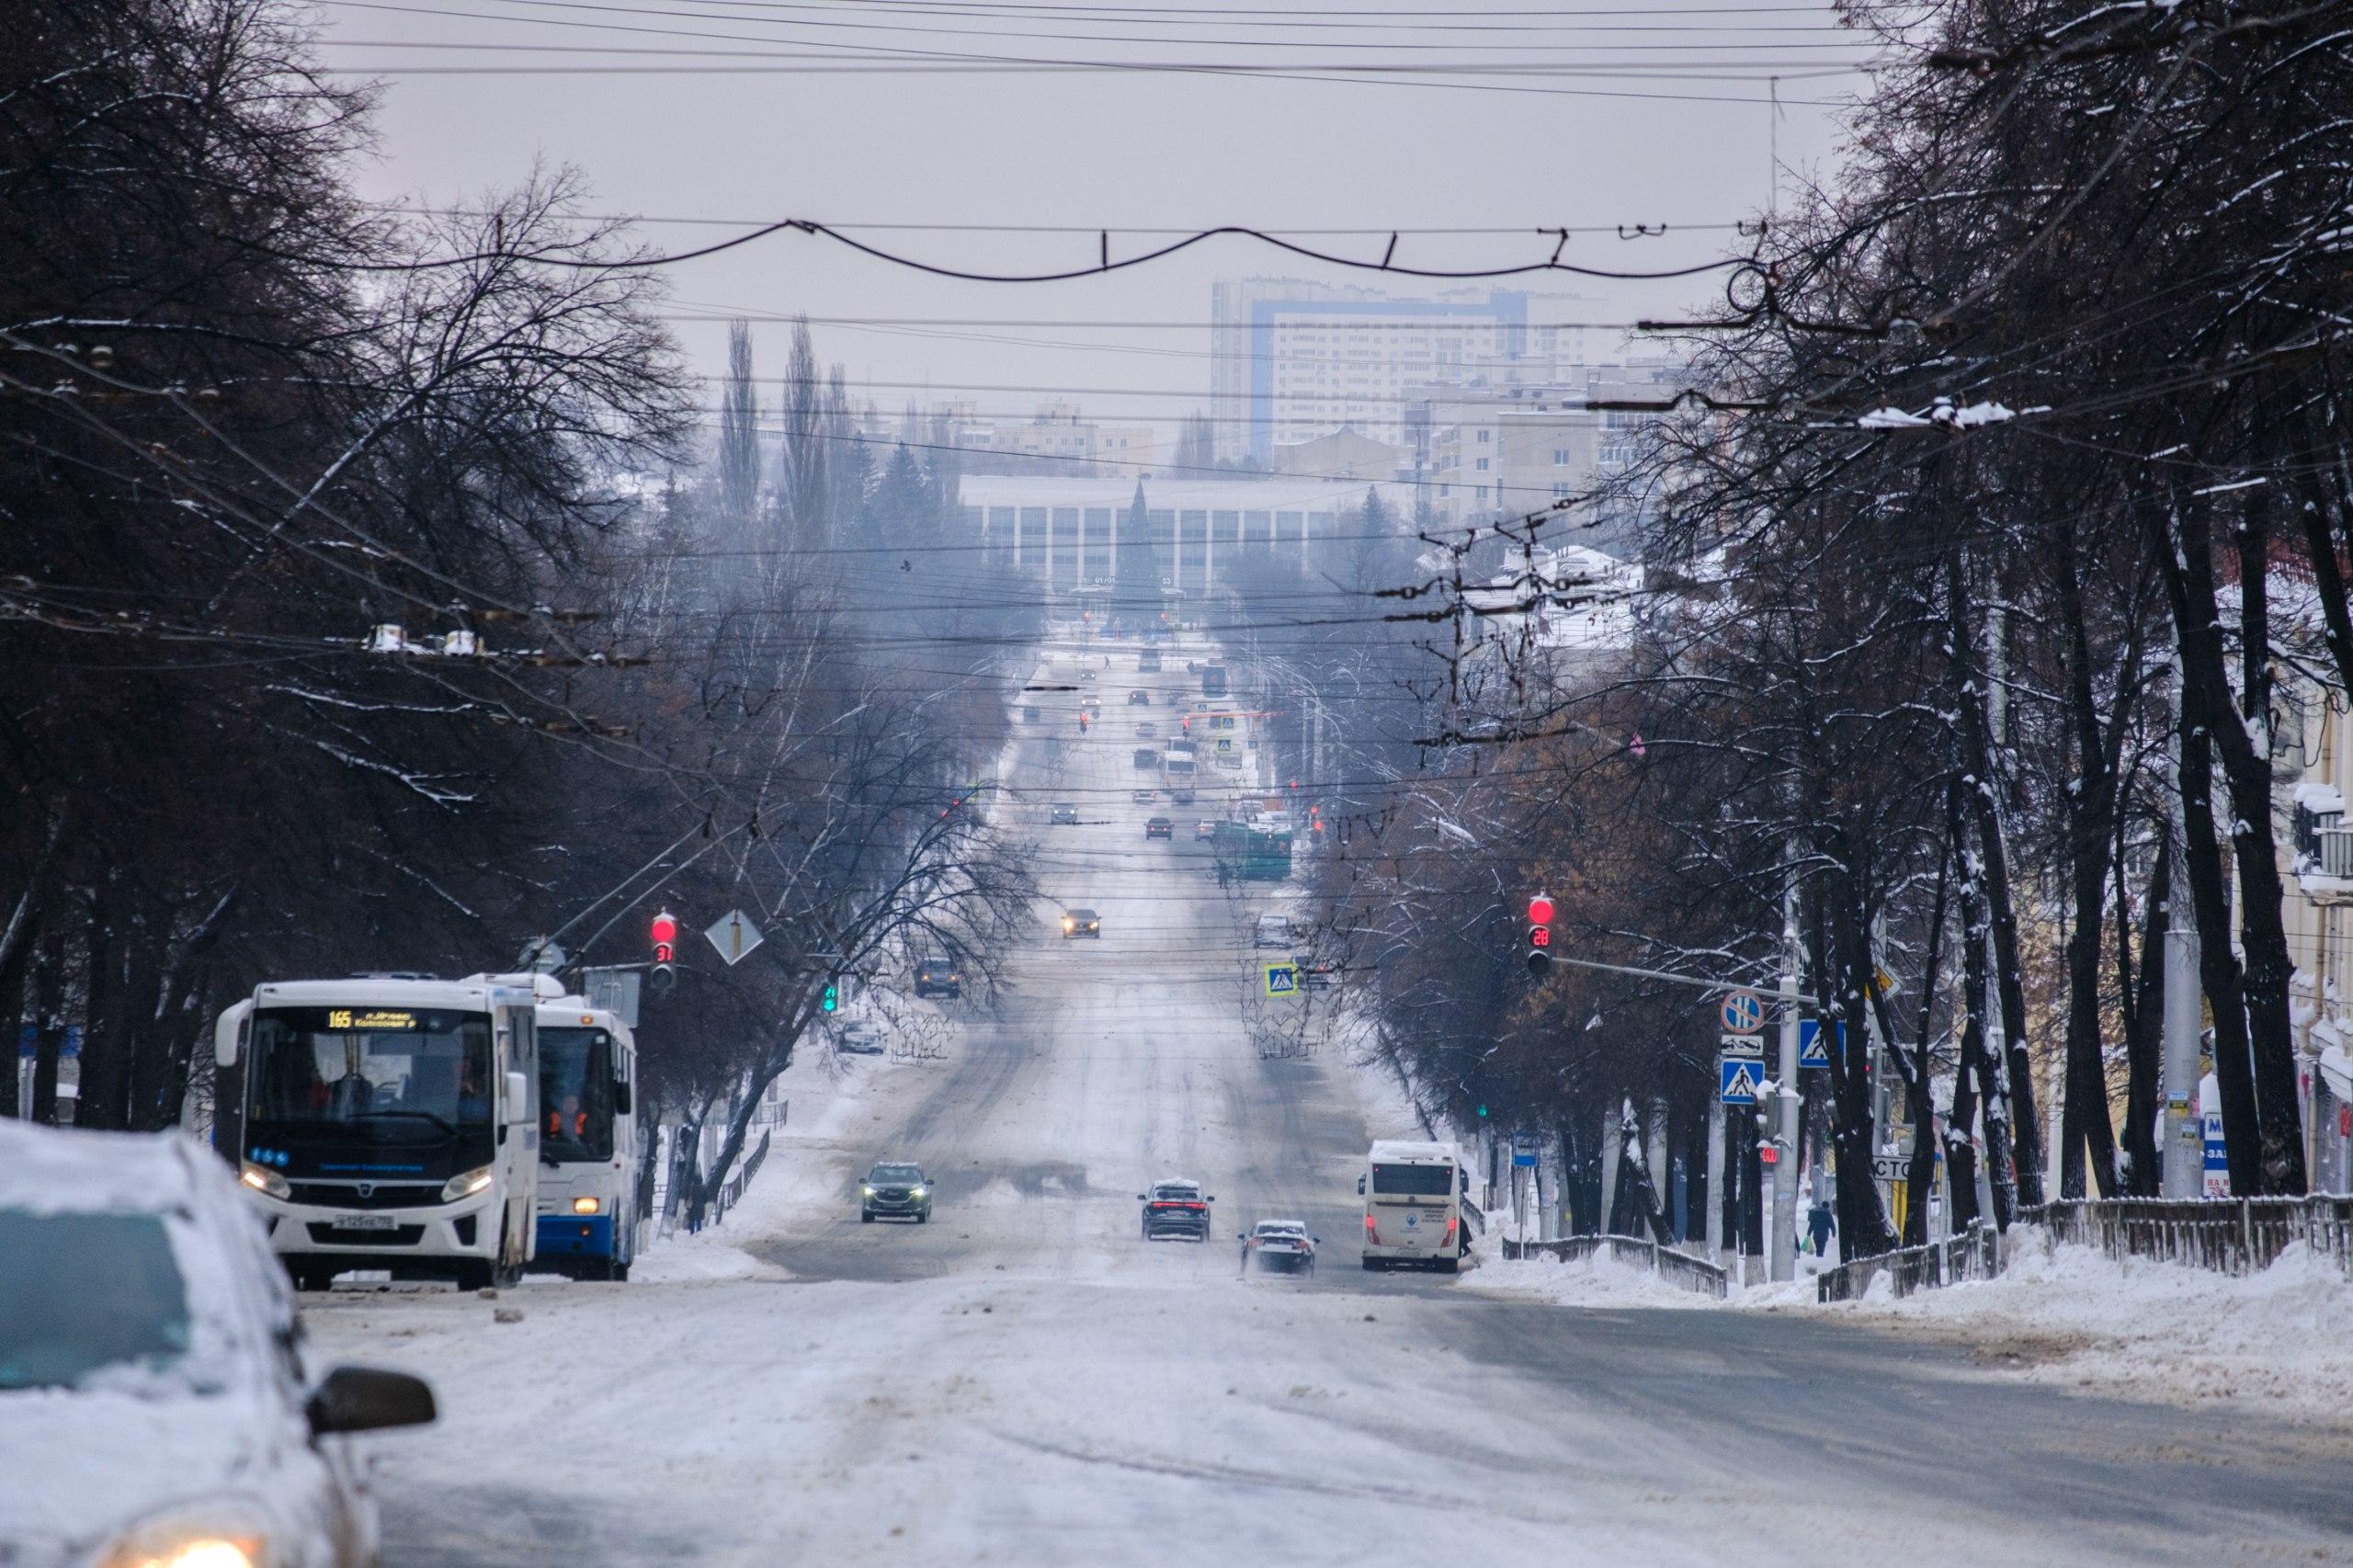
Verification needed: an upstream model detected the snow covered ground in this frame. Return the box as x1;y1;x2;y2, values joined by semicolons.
1808;1226;2353;1426
298;630;2353;1565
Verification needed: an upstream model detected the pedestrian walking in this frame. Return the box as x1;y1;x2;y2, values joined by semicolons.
1806;1199;1835;1259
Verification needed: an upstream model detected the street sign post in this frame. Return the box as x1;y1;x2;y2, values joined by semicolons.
1263;962;1300;997
1721;989;1766;1035
1720;1033;1765;1060
1511;1134;1539;1168
1719;1057;1763;1105
703;909;766;967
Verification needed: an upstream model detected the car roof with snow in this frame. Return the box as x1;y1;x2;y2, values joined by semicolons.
1254;1220;1308;1234
1151;1178;1200;1193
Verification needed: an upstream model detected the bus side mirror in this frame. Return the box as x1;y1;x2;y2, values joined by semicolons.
1357;1176;1367;1196
612;1080;632;1116
215;999;254;1069
504;1071;529;1122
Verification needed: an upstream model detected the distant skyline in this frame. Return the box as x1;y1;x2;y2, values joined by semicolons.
311;0;1863;456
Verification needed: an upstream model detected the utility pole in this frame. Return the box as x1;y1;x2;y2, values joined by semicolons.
2162;651;2204;1197
1770;877;1802;1282
1705;1091;1726;1262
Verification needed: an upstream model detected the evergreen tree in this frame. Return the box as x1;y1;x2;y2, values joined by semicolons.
1113;481;1160;625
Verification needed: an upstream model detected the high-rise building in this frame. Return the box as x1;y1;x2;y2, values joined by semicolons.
1210;278;1588;462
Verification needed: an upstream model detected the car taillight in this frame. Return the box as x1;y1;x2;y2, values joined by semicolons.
1185;1202;1203;1210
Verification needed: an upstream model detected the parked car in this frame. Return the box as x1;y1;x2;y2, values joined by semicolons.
1050;801;1081;825
1241;1219;1318;1274
914;954;961;999
1253;914;1293;949
1062;907;1102;938
0;1121;438;1568
1145;817;1173;840
859;1161;933;1223
835;1019;886;1055
1139;1179;1213;1241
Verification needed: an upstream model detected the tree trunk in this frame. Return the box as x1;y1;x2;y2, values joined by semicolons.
1946;551;2046;1206
2158;495;2300;1192
2121;835;2168;1196
31;931;64;1124
1822;882;1899;1258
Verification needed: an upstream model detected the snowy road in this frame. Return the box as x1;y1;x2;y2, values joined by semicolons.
306;635;2353;1565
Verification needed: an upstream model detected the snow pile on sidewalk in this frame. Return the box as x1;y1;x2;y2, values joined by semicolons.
1832;1227;2353;1423
1464;1249;1720;1311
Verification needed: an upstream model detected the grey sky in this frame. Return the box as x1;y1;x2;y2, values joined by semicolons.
311;0;1866;447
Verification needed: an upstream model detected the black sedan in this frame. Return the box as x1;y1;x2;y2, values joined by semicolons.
1145;817;1173;839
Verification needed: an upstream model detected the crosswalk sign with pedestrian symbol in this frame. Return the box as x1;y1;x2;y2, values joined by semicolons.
1264;963;1299;996
1720;1058;1763;1105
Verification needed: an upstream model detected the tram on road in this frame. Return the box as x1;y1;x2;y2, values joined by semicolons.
533;994;640;1280
214;971;549;1290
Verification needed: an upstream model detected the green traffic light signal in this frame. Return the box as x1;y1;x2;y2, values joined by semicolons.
822;981;839;1013
1476;1104;1488;1119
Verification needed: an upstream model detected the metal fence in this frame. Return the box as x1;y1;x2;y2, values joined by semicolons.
2018;1194;2353;1277
710;1130;772;1227
1815;1224;2003;1303
1501;1233;1730;1300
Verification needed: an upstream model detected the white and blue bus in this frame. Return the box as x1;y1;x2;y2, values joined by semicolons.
214;971;549;1290
532;995;640;1280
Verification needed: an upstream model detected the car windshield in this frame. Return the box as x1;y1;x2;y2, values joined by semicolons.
870;1165;924;1183
539;1027;615;1163
0;1210;190;1390
249;1006;494;1141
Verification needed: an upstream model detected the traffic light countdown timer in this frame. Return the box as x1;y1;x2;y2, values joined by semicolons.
650;909;677;994
1526;893;1553;976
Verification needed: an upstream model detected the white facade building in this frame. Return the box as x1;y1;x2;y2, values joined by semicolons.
957;474;1414;593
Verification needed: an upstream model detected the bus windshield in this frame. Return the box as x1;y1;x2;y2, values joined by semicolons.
248;1006;494;1142
539;1027;616;1162
1371;1162;1456;1197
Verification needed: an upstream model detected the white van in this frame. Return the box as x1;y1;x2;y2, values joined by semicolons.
1252;914;1292;949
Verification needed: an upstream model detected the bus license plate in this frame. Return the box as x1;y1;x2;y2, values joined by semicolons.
335;1213;398;1231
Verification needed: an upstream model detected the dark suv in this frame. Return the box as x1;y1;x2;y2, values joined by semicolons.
914;954;961;999
1138;1179;1213;1241
861;1162;933;1223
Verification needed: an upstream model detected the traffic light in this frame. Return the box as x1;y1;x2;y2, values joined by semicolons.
1527;892;1553;976
649;909;677;994
822;979;840;1013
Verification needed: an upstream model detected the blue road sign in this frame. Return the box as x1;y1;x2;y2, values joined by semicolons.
1511;1134;1540;1167
1798;1020;1844;1070
1263;963;1299;996
1720;1057;1763;1105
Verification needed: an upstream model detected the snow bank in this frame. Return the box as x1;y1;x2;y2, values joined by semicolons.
1822;1228;2353;1424
1464;1250;1719;1311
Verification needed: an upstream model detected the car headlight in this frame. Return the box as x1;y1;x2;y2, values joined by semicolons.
102;1506;271;1568
440;1165;495;1204
571;1196;600;1215
909;1187;926;1199
237;1163;290;1201
861;1185;876;1196
106;1539;264;1568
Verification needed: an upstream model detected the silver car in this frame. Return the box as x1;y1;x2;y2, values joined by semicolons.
0;1121;436;1568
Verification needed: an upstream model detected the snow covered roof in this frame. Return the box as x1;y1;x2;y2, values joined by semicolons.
1369;1140;1460;1163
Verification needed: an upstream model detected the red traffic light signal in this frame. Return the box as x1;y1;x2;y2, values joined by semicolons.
1529;926;1552;949
1527;893;1554;926
651;910;677;965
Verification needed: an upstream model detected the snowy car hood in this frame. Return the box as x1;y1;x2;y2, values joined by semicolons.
0;1386;320;1566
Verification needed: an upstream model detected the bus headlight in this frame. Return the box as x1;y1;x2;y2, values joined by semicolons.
237;1163;290;1201
571;1196;601;1215
440;1165;495;1204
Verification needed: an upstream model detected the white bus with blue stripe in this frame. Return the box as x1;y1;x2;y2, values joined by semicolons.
533;996;640;1280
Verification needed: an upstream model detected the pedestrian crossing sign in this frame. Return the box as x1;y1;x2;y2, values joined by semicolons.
1720;1058;1763;1105
1264;963;1299;996
1798;1020;1842;1071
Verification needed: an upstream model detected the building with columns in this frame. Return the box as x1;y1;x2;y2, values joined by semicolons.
956;474;1414;594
